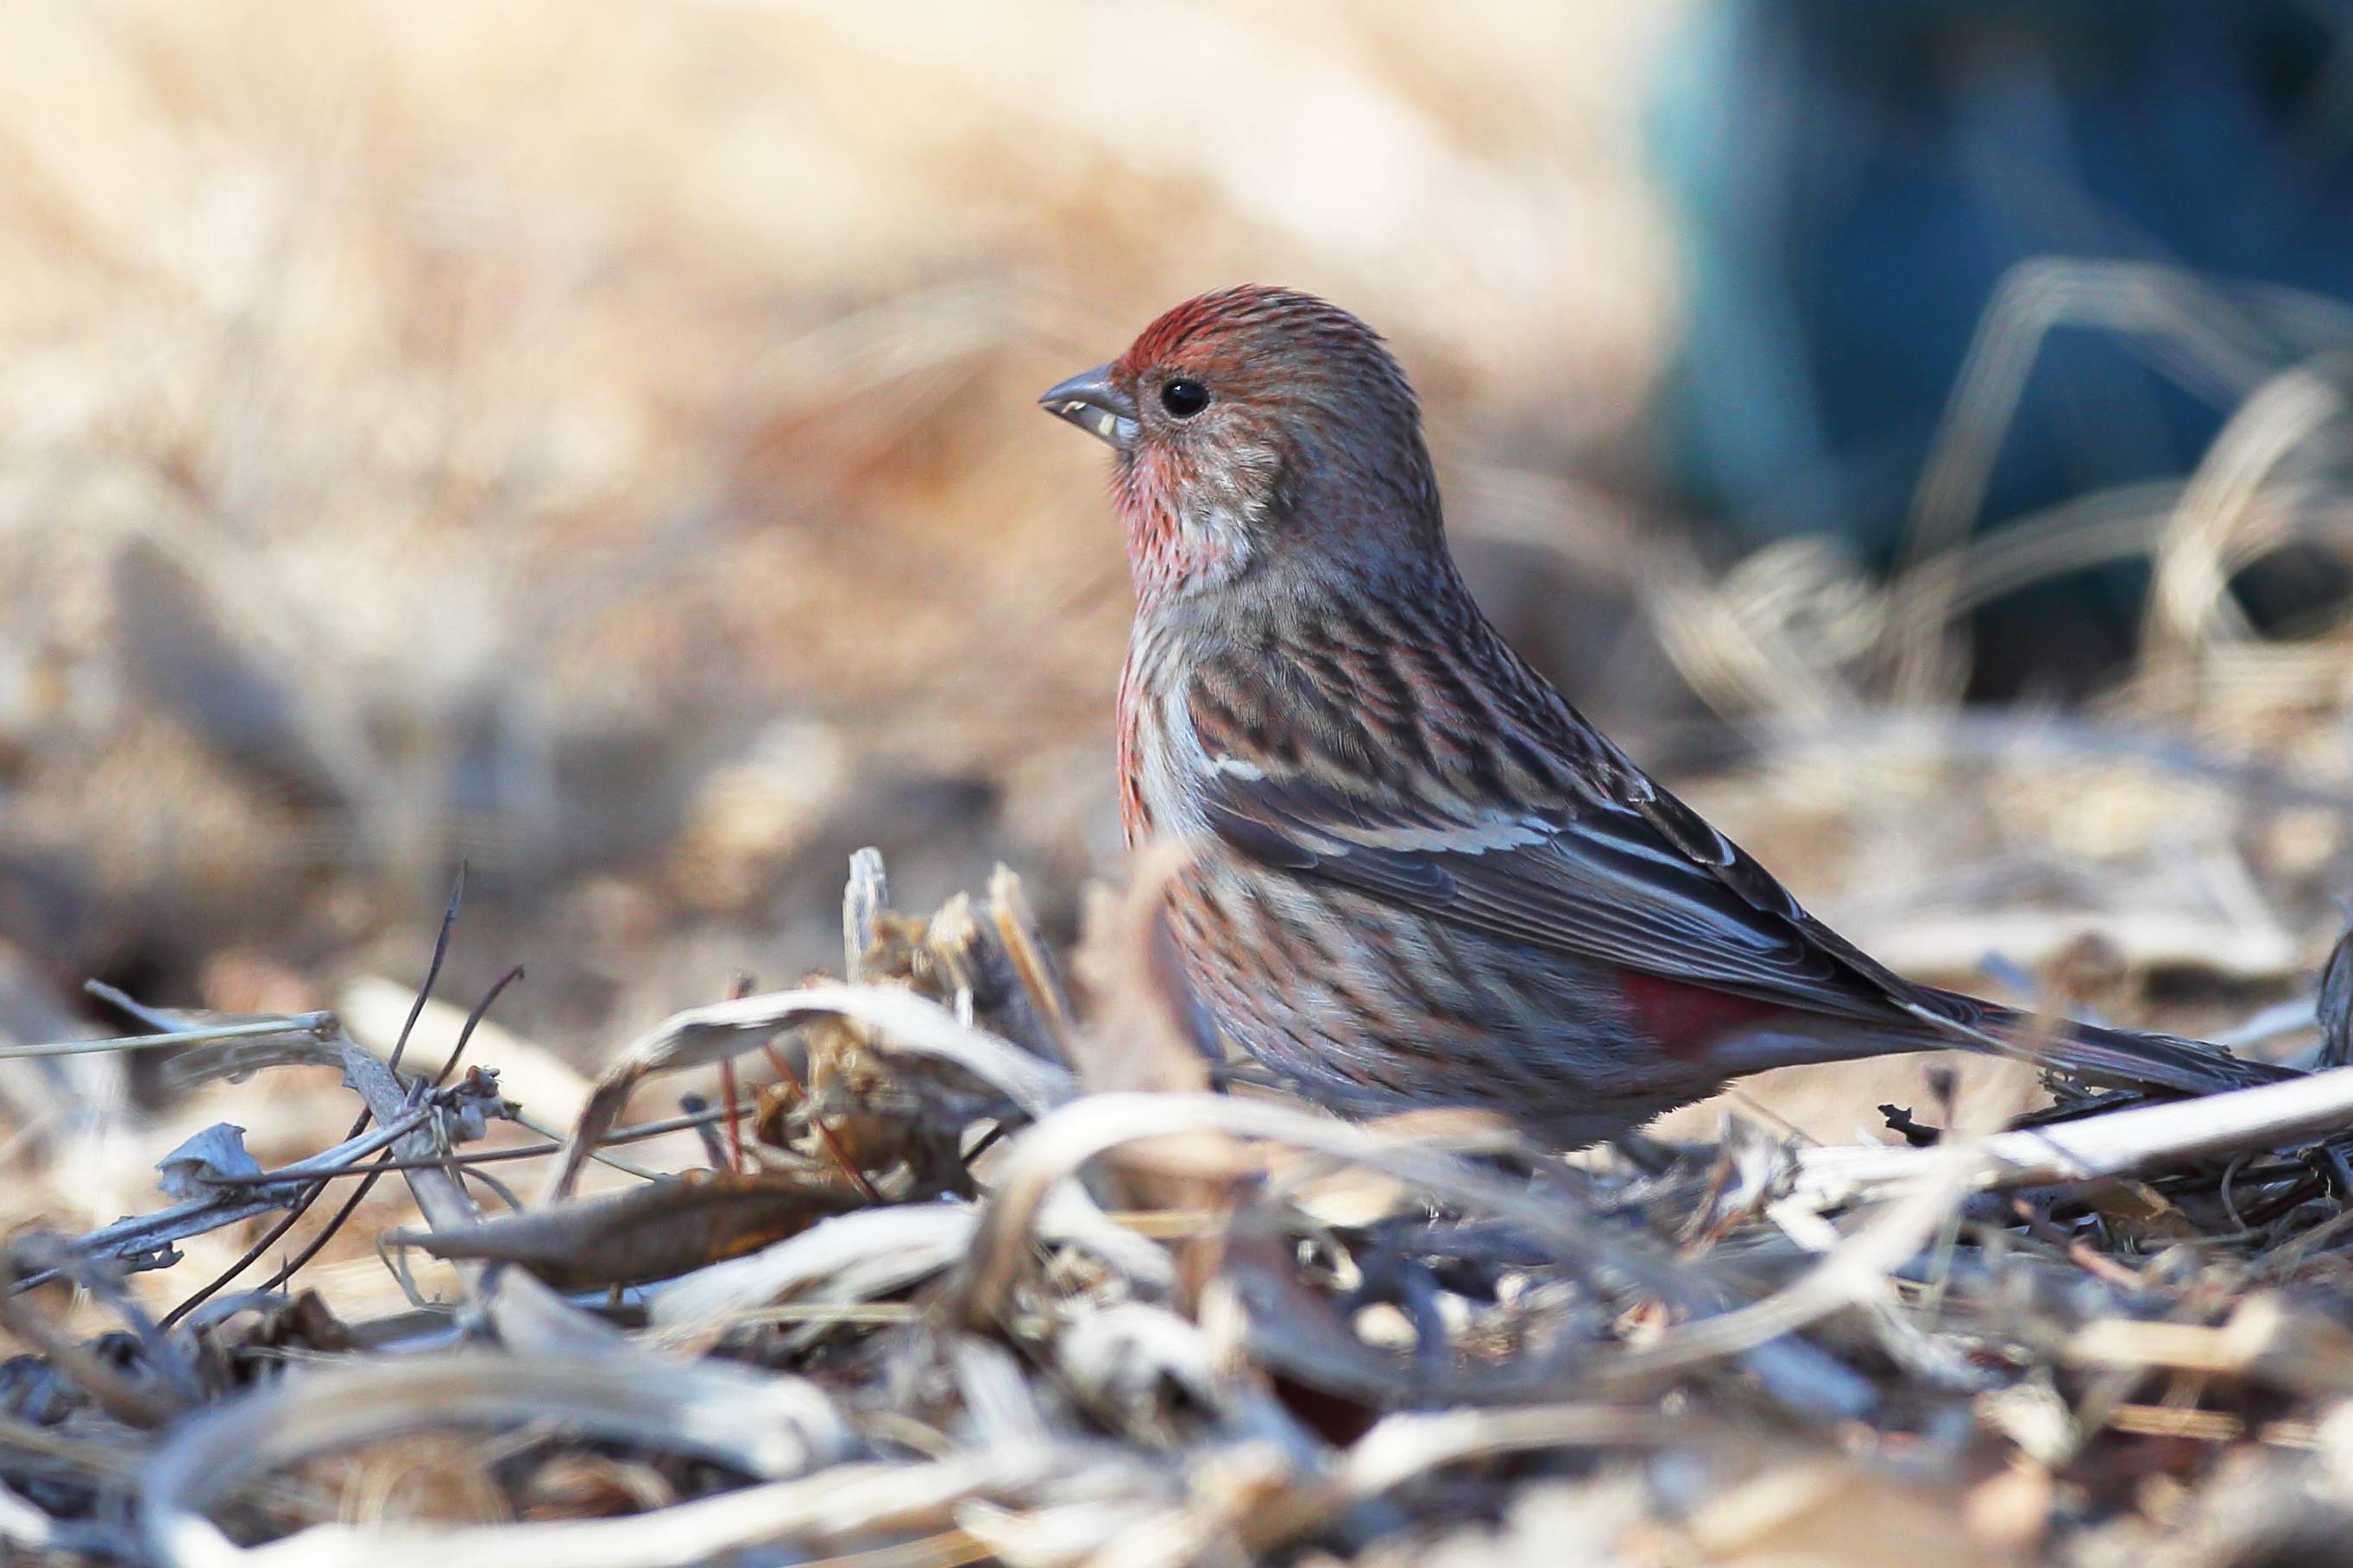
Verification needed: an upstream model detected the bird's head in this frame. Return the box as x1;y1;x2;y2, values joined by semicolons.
1041;286;1444;607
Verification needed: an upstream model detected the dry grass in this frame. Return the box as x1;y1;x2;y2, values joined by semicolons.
0;0;1685;1049
1;4;2351;1565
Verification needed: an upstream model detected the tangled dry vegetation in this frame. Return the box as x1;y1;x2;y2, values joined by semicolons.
5;3;2353;1565
2;824;2352;1567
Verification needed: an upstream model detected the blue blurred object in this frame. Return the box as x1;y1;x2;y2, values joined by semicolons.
1650;0;2353;688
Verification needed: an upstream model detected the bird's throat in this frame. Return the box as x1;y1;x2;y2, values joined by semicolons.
1118;489;1248;608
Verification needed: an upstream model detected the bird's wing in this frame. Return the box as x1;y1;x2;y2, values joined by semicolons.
1187;688;1923;1030
1176;646;2292;1093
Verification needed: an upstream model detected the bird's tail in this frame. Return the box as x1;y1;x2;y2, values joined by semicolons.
1931;987;2297;1098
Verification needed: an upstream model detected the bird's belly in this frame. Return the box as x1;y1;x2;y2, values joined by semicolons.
1162;857;1731;1145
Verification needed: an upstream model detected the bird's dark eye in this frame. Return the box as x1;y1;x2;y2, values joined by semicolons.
1159;378;1210;419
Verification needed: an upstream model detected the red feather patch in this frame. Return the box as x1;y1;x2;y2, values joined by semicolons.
1614;969;1788;1061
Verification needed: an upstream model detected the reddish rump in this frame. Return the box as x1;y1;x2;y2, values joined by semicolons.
1613;969;1787;1061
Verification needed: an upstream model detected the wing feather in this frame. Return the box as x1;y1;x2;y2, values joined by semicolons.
1195;753;1904;1026
1173;628;2291;1094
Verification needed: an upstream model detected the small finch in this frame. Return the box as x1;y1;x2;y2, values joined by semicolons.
1042;285;2289;1147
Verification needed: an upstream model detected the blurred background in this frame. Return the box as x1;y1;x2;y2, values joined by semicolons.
0;0;2349;1135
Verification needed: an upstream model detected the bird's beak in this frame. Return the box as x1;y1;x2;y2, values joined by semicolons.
1038;363;1138;451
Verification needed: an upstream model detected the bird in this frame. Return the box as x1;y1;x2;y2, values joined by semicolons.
1039;285;2293;1148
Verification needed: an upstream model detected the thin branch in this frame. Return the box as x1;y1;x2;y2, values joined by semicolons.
249;1149;399;1298
0;1013;337;1061
433;962;523;1089
1797;1065;2353;1206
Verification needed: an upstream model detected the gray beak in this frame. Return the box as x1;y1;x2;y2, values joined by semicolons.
1038;363;1139;451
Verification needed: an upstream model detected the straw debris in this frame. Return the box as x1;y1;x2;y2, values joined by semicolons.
0;844;2343;1565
